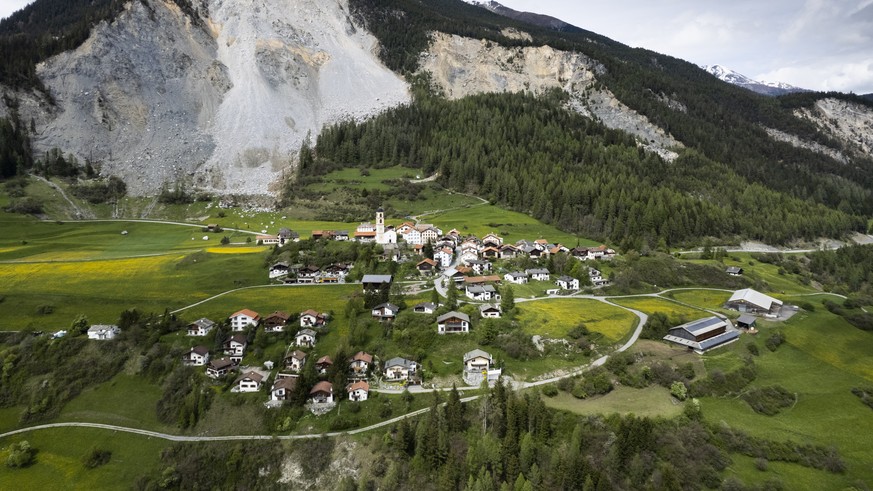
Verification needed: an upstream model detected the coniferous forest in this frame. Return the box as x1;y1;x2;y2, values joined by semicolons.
305;88;865;248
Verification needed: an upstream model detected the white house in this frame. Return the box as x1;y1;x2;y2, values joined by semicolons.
269;262;290;279
466;284;498;301
482;233;503;247
262;311;290;333
295;329;317;348
556;276;580;290
87;324;120;340
402;228;423;245
182;346;210;366
413;302;438;314
437;311;471;334
206;358;234;378
504;272;529;284
284;350;307;372
223;334;247;362
383;357;418;381
349;351;373;374
309;381;334;404
372;303;400;322
419;226;440;244
299;309;325;328
229;309;260;331
479;304;501;318
270;376;298;401
347;381;370;402
187;318;215;336
236;371;264;392
434;247;454;268
463;349;493;372
526;268;550;281
466;260;492;275
315;356;333;375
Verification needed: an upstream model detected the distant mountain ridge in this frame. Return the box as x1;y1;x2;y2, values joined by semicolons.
462;0;583;32
701;64;810;96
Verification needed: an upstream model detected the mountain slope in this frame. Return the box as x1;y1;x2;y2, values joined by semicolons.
701;64;810;96
3;0;409;195
463;0;583;32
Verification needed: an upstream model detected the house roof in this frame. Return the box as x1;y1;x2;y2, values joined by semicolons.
506;271;528;278
230;309;260;320
464;349;492;363
437;311;470;323
296;328;317;337
301;309;321;318
272;377;297;391
672;317;728;336
557;275;577;283
361;274;393;284
479;304;500;314
465;275;501;284
87;324;119;333
236;371;264;383
316;355;333;365
417;258;437;267
384;357;416;369
227;333;247;344
287;350;307;360
347;380;370;392
351;351;373;364
208;358;234;370
728;289;783;311
526;268;549;275
265;311;290;321
467;285;497;294
191;345;210;356
414;302;437;311
373;303;400;313
726;266;743;274
189;318;215;329
310;381;333;394
271;261;289;269
736;314;757;325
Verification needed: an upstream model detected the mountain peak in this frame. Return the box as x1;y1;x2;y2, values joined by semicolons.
701;64;809;96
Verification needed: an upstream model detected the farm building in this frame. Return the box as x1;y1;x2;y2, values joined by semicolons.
726;289;783;315
663;316;740;354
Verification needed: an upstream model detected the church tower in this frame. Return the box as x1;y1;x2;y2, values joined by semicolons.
375;206;385;244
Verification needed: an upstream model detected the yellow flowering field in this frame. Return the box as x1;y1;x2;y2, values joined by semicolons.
518;298;637;342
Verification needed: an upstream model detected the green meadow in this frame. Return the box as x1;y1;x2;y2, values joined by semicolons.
609;295;709;320
427;204;600;245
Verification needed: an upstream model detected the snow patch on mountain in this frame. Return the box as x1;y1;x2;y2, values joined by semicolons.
701;64;809;96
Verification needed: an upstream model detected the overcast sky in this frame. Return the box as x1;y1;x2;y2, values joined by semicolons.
3;0;872;93
498;0;873;94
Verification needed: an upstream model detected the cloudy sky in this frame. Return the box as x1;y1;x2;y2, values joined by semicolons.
498;0;873;94
2;0;872;93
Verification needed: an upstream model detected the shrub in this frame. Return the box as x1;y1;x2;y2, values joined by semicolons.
5;197;44;214
82;447;112;469
541;384;558;397
851;386;873;411
670;381;688;401
5;440;36;468
35;304;54;315
741;385;795;416
765;332;785;352
747;342;760;356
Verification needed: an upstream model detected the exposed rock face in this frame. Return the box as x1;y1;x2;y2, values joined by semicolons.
420;32;682;160
794;98;873;158
762;126;849;164
24;0;410;195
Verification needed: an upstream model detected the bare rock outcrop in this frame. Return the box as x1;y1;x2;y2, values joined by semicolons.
19;0;410;195
420;32;682;161
794;98;873;159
